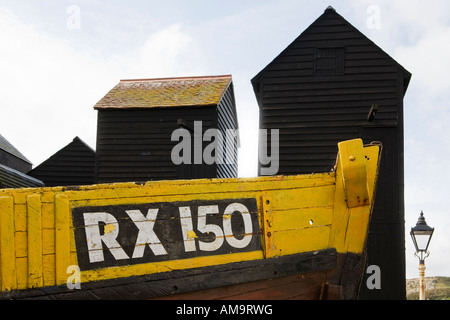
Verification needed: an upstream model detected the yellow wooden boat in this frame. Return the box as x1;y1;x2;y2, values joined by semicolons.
0;139;380;300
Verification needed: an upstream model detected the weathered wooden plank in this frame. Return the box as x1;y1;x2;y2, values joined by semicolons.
42;254;56;287
270;185;335;210
0;196;17;291
54;194;71;285
2;249;336;300
68;173;335;201
27;194;43;288
16;257;27;290
338;139;369;208
272;226;331;257
14;231;27;258
345;145;381;254
42;228;55;255
159;272;327;300
271;207;333;231
13;204;27;232
80;251;264;287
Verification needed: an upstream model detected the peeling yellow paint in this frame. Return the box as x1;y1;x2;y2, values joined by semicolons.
104;224;116;235
187;230;198;239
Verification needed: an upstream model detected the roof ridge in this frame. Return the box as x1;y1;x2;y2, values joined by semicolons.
94;74;233;110
120;75;232;84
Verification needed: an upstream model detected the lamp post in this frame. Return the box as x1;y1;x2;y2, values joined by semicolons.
410;211;434;300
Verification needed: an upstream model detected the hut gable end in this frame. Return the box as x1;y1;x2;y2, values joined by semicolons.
28;137;95;187
252;7;411;103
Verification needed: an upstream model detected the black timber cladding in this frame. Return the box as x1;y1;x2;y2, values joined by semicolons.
0;133;32;173
252;7;411;299
28;137;95;187
217;83;239;179
0;132;43;189
96;107;215;183
94;76;239;184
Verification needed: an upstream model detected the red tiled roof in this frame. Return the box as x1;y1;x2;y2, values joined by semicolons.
94;75;232;109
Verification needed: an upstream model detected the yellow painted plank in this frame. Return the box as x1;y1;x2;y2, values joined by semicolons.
55;193;71;285
338;139;369;208
271;207;333;231
16;257;27;290
14;204;27;232
269;185;335;211
70;251;78;267
14;231;27;258
344;144;381;254
345;206;371;254
55;173;335;203
69;185;336;214
81;251;264;284
42;228;55;255
42;202;55;229
42;254;56;287
272;226;331;257
0;196;17;291
329;142;381;254
328;153;349;253
6;178;324;203
27;194;44;288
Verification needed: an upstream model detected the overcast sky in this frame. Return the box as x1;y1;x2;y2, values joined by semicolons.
0;0;449;279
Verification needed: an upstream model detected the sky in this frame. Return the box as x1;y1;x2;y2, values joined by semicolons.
0;0;449;279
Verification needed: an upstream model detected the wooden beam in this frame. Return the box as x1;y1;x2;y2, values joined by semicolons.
0;196;17;291
27;194;43;288
55;194;71;286
337;139;369;208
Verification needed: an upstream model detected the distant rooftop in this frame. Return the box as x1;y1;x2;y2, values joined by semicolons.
94;75;233;110
0;163;44;188
0;133;32;164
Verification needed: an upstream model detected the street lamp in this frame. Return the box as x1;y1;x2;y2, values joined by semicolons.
410;211;434;300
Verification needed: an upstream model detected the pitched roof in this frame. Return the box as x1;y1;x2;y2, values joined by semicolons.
94;75;233;110
0;163;44;189
0;133;32;164
251;7;411;93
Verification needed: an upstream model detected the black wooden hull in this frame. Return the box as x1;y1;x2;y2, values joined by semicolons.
2;248;365;300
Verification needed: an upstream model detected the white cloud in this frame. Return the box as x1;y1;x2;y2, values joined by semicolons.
133;24;207;78
0;8;108;165
396;30;450;97
0;9;205;166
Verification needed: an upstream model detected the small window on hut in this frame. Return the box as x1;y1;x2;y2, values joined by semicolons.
314;47;345;76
